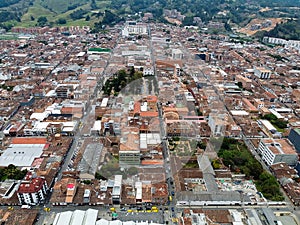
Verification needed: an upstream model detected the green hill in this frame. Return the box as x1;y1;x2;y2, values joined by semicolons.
0;0;300;38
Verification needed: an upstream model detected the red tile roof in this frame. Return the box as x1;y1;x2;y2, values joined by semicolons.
12;137;47;145
18;177;45;194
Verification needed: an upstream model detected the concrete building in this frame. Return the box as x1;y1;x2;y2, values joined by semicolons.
112;175;122;204
172;49;183;60
17;172;48;205
288;128;300;153
258;138;298;166
208;113;228;136
0;137;46;167
78;143;103;180
122;21;148;37
119;128;140;167
254;67;272;79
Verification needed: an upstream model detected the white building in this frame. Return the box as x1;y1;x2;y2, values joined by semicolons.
254;67;271;79
53;209;98;225
112;175;122;204
258;138;298;166
143;67;154;76
208;113;228;136
0;143;45;167
17;172;48;205
122;21;148;37
172;49;183;60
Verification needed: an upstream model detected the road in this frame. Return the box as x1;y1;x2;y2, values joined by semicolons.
35;34;122;225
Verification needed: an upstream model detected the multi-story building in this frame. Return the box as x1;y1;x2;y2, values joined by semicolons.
258;138;298;166
288;128;300;153
254;67;272;79
17;172;48;205
112;175;122;204
122;21;148;37
208;113;228;136
55;85;75;98
119;128;140;167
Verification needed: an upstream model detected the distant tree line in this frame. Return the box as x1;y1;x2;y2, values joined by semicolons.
0;0;21;8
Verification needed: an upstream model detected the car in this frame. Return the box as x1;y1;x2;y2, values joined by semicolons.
171;207;175;212
171;191;175;196
120;207;126;211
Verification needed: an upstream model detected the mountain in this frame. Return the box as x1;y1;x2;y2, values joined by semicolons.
0;0;299;37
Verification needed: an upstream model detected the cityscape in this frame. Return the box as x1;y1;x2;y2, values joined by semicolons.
0;1;300;225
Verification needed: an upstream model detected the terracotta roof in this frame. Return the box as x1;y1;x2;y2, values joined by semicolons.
18;176;45;194
11;137;47;144
140;111;158;117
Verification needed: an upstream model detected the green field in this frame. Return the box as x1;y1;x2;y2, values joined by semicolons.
0;34;18;40
15;0;110;28
39;0;90;13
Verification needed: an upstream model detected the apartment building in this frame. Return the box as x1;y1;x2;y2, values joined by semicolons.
258;138;298;166
17;172;48;205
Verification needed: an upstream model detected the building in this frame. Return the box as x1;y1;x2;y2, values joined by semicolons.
78;143;103;180
112;175;122;204
258;139;298;166
254;67;272;79
122;21;148;37
0;137;46;167
172;49;183;60
119;128;140;167
288;128;300;153
53;209;98;225
17;172;48;205
55;85;75;98
208;113;228;136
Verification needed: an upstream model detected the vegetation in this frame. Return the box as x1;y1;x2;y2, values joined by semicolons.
39;0;89;14
0;164;27;181
255;171;285;201
37;16;48;27
257;19;300;41
183;159;199;168
261;113;288;130
217;138;284;201
70;9;87;20
190;139;206;150
0;0;299;33
92;10;123;32
127;167;138;175
98;157;125;179
218;138;263;179
102;67;143;96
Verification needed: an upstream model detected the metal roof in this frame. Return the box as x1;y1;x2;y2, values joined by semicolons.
0;144;44;167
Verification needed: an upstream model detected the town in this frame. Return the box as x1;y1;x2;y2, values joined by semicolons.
0;19;299;225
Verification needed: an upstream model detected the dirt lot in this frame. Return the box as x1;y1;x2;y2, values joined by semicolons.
238;18;285;36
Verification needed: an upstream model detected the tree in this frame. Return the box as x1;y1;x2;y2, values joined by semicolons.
57;18;67;25
70;9;86;20
127;167;138;175
91;0;97;9
224;22;232;32
37;16;48;26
